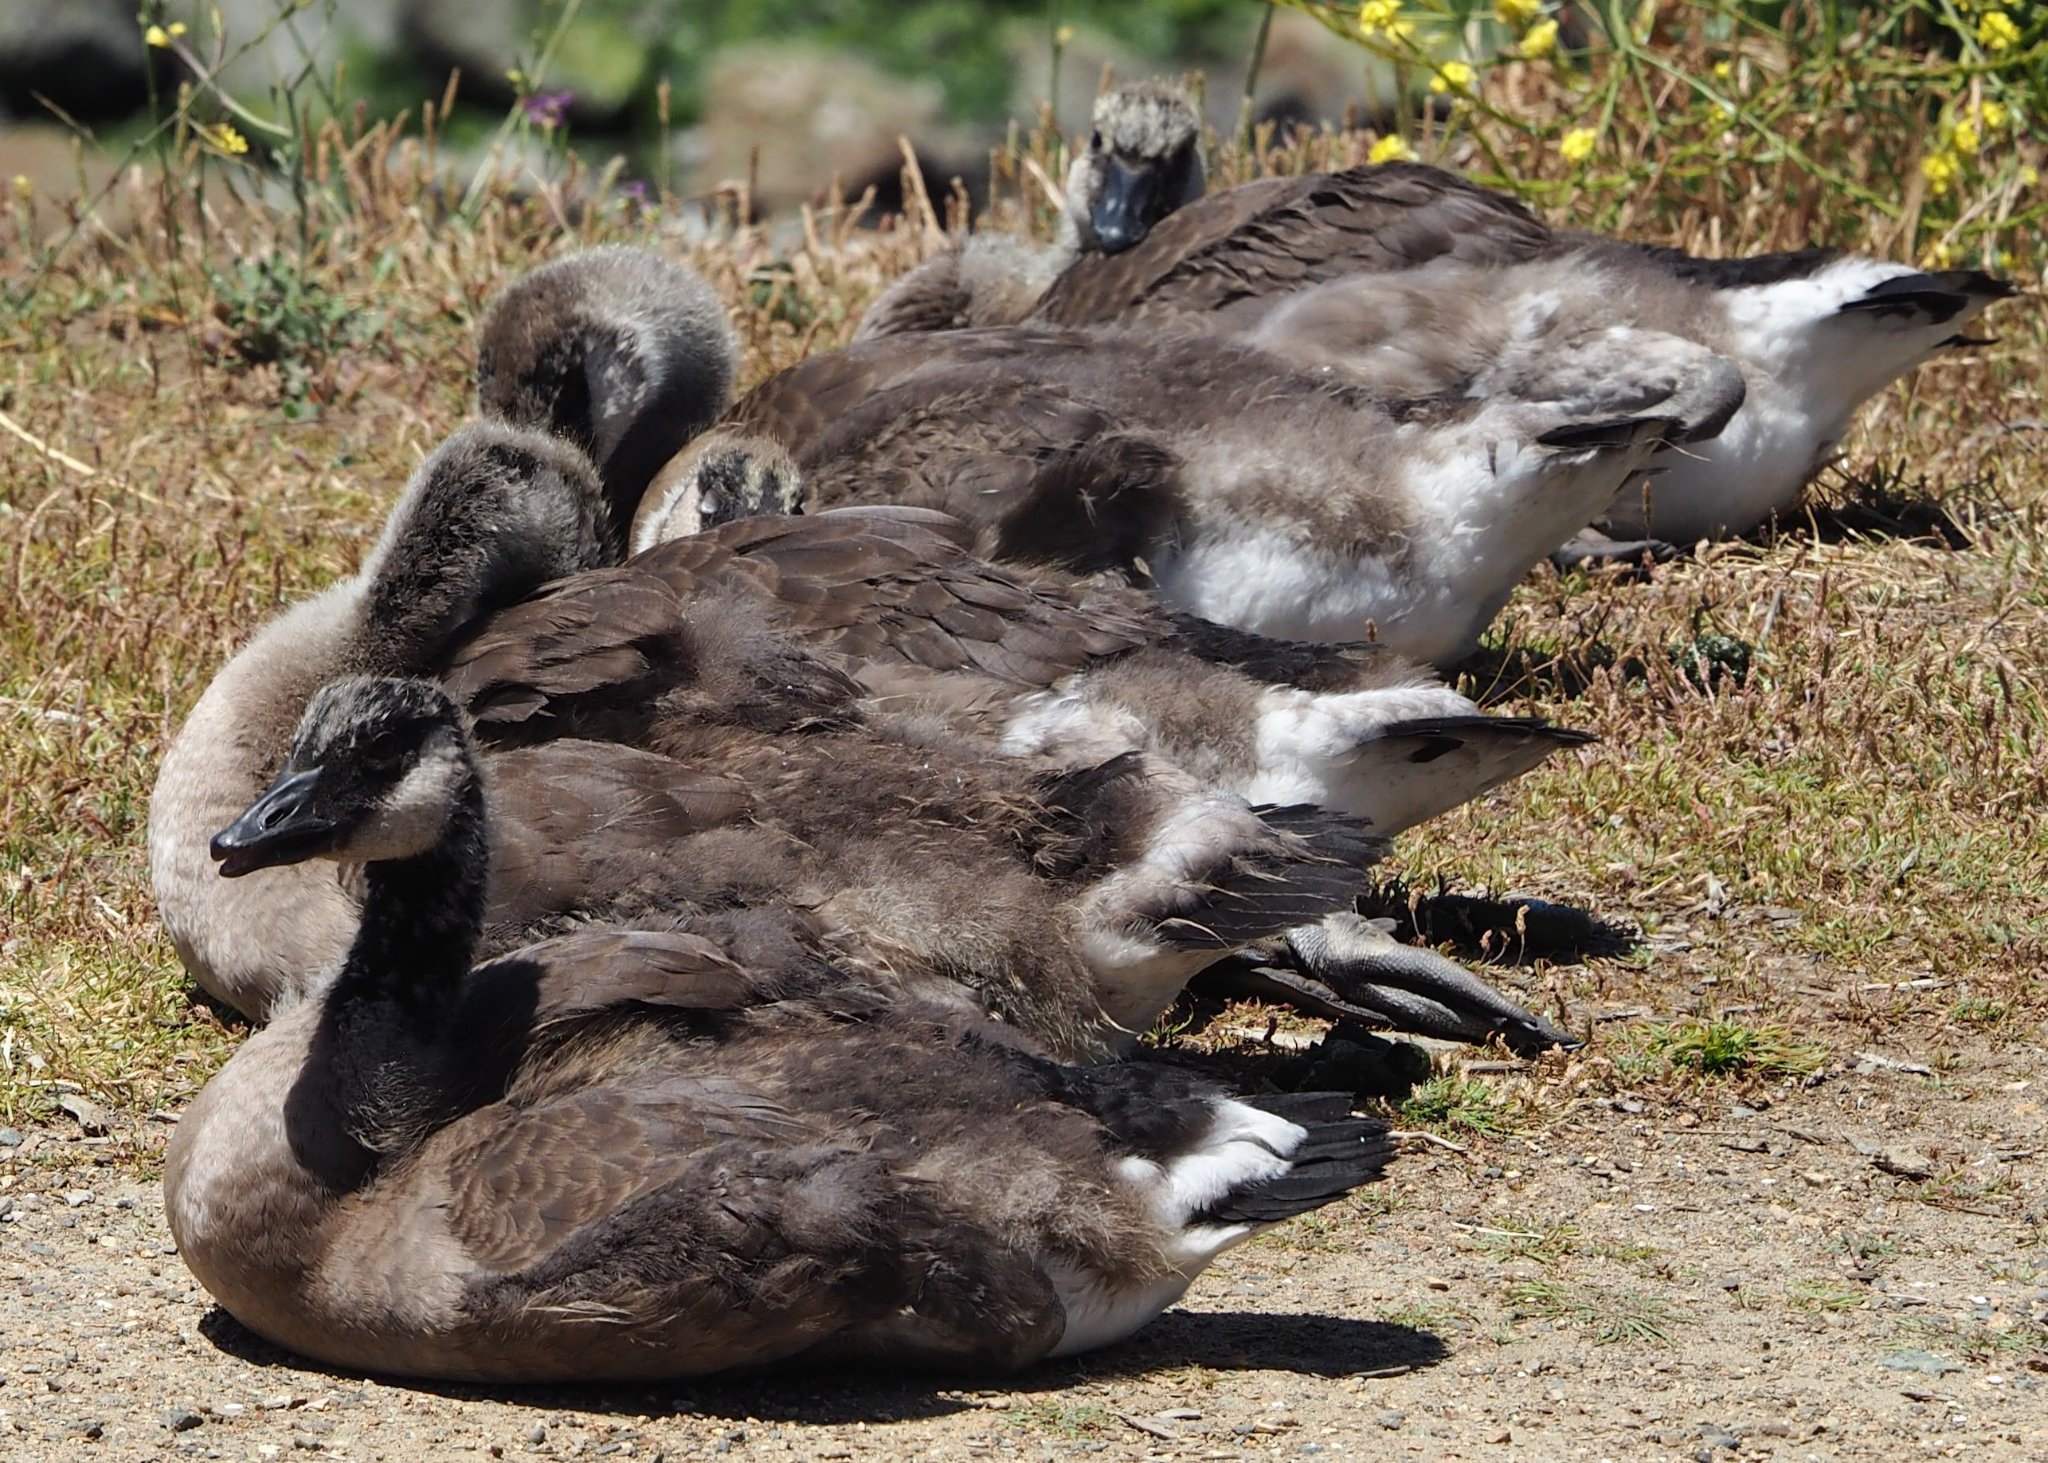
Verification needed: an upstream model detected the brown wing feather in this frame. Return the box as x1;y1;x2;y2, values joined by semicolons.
1033;162;1557;326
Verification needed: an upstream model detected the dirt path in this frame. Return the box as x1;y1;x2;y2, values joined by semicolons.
6;1039;2043;1463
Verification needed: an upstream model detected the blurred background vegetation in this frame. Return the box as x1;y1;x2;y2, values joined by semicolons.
0;1;2039;264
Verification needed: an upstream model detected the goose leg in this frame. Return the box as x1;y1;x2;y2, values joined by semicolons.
1549;526;1681;574
1265;912;1578;1055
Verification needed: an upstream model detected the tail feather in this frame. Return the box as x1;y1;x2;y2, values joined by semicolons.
1836;269;2016;326
1538;415;1682;452
1196;1097;1395;1226
1338;715;1594;838
1162;610;1401;692
1152;805;1386;951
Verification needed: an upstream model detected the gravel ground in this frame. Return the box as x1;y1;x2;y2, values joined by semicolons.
5;1037;2044;1463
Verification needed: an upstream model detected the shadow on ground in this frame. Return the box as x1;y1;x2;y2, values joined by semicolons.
1360;883;1638;966
199;1307;1446;1423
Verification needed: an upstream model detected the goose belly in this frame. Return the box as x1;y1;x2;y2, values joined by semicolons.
1603;393;1831;542
1147;531;1484;663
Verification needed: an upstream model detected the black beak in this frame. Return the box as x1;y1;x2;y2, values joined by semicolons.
1090;157;1159;255
210;768;336;878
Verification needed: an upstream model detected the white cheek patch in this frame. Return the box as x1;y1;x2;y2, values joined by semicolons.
631;471;702;554
338;747;466;863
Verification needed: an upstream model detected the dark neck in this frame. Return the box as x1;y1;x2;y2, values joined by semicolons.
306;769;490;1176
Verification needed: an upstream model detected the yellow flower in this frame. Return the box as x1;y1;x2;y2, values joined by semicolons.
1712;59;1732;79
1978;99;2010;132
506;68;526;86
1368;133;1417;165
1495;0;1541;26
1054;25;1075;47
1358;0;1414;41
201;122;250;156
1521;19;1559;58
1951;119;1981;156
1978;11;2020;51
1430;60;1476;95
2020;164;2040;189
144;24;170;47
1921;150;1959;195
1925;240;1955;269
1559;126;1597;163
11;173;31;201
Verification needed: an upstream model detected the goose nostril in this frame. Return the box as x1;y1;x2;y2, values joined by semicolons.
261;802;297;830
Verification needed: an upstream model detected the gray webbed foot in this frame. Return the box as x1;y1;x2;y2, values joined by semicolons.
1276;913;1577;1055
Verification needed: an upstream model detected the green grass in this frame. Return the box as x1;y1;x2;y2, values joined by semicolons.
1503;1278;1681;1346
1784;1279;1866;1313
1644;1018;1827;1080
1397;1075;1527;1137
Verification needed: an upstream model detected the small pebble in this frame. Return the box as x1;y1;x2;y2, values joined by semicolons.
528;1422;549;1444
1375;1411;1405;1430
115;1196;135;1210
63;1190;94;1208
164;1408;204;1432
0;1128;22;1147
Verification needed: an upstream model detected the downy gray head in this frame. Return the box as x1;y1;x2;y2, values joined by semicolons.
211;678;477;880
358;423;613;672
633;431;806;553
1062;82;1206;256
476;246;740;528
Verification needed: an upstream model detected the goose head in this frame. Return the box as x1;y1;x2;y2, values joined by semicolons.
1062;82;1205;256
633;430;805;552
211;678;474;878
475;246;740;528
359;422;614;667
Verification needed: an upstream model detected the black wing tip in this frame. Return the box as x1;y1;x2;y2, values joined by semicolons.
1838;269;2019;324
1197;1101;1396;1225
1381;714;1600;748
1538;416;1680;451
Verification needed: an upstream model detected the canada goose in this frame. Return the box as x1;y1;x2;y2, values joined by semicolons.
155;422;1504;1058
454;499;1579;1053
474;259;1596;825
629;435;1595;838
710;321;1744;664
148;423;621;1022
169;673;1395;1382
854;81;1204;340
476;244;740;531
1028;156;2014;545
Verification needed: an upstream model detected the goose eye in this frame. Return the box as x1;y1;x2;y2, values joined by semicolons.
1089;130;1103;152
359;732;409;771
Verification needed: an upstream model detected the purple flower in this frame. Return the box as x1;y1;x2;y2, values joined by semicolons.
523;90;574;129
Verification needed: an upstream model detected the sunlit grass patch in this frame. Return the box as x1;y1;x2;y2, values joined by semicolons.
1397;1074;1528;1137
1644;1018;1826;1079
1504;1277;1680;1346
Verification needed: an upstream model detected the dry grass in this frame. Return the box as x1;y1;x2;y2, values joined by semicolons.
0;76;2042;1134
